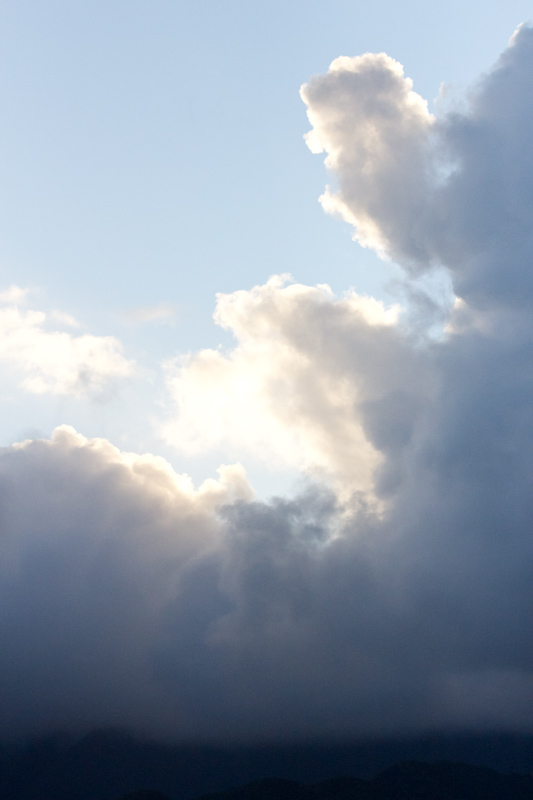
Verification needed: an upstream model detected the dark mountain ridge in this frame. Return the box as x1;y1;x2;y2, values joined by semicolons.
2;730;533;800
192;762;533;800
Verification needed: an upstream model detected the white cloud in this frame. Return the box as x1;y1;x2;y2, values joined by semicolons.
0;285;30;305
0;290;134;395
301;52;435;264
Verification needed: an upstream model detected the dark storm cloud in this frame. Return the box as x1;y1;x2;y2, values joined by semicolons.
2;26;533;744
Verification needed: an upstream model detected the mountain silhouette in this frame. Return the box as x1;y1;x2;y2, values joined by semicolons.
3;730;533;799
192;762;533;800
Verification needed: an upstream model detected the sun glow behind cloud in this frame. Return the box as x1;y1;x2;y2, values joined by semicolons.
161;275;404;496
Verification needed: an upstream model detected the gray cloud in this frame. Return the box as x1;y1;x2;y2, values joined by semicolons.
2;27;533;745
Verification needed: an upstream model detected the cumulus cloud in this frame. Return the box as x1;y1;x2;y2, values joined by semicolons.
2;27;533;746
162;276;407;495
0;426;253;741
0;289;133;395
301;25;533;309
300;51;435;265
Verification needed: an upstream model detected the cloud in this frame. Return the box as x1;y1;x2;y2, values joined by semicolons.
0;289;134;395
0;426;253;741
2;27;533;745
162;275;409;496
122;302;176;325
0;285;30;305
300;52;435;264
301;25;533;310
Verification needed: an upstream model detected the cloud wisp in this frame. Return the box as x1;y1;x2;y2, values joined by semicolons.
2;27;533;745
122;302;177;325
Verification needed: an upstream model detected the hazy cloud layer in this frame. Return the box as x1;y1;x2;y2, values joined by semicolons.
2;27;533;744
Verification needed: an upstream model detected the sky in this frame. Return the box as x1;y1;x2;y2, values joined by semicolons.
1;0;533;745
